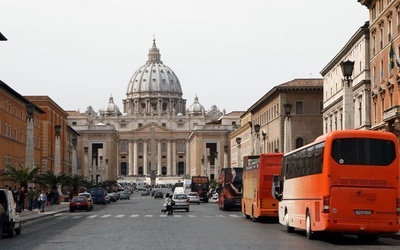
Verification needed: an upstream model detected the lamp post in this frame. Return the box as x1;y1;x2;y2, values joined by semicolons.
236;137;241;167
340;60;355;130
71;138;77;176
214;151;218;181
254;124;260;155
224;145;228;169
284;104;292;153
84;146;89;179
54;125;61;175
262;130;267;153
25;103;35;170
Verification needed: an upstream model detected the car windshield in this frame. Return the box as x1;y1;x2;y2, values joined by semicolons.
174;194;187;199
188;193;197;196
72;197;86;202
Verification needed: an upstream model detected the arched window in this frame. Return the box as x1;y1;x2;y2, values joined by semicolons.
296;138;304;149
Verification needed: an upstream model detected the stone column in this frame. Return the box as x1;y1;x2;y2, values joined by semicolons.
172;140;176;176
143;140;148;175
157;141;162;175
167;140;171;176
129;140;133;175
185;140;190;175
133;140;138;175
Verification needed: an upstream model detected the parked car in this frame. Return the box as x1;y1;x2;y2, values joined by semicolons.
187;192;200;204
104;193;111;204
78;192;94;210
0;189;22;237
69;196;91;212
154;191;163;199
88;187;107;205
172;193;190;212
119;191;130;200
107;191;118;202
141;191;150;196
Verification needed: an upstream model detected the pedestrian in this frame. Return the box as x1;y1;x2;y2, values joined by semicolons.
33;187;39;210
39;190;47;213
162;192;169;214
0;201;5;238
167;194;174;215
27;187;35;211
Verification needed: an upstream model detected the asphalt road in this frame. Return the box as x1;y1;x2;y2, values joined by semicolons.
1;188;400;250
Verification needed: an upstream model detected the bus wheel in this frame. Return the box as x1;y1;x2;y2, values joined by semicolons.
285;213;294;233
251;207;257;222
244;206;250;219
306;212;315;240
357;234;379;242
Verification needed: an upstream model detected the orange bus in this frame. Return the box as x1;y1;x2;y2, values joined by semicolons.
242;153;283;222
272;130;400;240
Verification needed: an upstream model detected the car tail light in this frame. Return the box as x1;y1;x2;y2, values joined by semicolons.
323;195;330;213
397;198;400;216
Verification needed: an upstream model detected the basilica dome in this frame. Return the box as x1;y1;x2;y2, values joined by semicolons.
101;96;121;116
124;39;185;115
188;95;205;115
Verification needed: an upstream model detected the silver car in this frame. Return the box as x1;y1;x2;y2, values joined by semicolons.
172;193;190;212
187;192;200;204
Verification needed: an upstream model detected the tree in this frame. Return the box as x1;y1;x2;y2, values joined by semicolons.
0;164;40;190
64;174;89;197
37;171;67;190
98;179;118;191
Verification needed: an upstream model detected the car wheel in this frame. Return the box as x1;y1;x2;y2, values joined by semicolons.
186;208;189;212
15;221;21;235
198;202;200;205
70;208;75;212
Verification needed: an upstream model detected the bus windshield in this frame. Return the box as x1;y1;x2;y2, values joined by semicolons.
331;138;396;166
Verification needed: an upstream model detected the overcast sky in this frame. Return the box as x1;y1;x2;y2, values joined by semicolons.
0;0;368;113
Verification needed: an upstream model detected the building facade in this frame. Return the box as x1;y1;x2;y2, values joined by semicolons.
68;40;241;183
321;21;371;133
359;0;400;135
233;78;324;164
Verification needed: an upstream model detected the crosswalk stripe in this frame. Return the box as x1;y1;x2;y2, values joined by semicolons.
188;215;197;217
115;215;125;218
72;216;82;219
87;215;97;218
145;215;153;217
130;215;139;217
229;215;240;217
100;215;111;218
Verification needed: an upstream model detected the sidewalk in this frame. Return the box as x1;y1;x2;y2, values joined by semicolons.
19;202;70;222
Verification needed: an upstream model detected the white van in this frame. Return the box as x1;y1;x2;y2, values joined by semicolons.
0;189;22;237
174;187;185;194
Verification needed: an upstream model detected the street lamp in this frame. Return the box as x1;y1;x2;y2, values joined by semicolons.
262;130;267;153
236;137;241;167
340;60;355;86
284;103;292;118
25;103;35;170
26;103;35;118
284;103;292;153
341;59;355;130
254;124;260;155
54;125;61;175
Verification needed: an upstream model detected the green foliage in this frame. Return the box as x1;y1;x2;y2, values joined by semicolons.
209;179;218;188
36;171;67;190
0;164;40;189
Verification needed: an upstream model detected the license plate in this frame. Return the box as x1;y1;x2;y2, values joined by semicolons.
354;210;372;215
77;202;81;205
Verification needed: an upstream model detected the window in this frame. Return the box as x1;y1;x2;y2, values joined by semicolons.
295;101;303;114
72;122;77;125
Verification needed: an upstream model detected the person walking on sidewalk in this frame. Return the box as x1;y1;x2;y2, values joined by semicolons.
39;190;47;213
27;187;35;211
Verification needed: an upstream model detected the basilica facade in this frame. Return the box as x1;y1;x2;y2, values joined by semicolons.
67;40;242;184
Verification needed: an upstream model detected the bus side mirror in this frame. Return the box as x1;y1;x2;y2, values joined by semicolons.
272;174;282;201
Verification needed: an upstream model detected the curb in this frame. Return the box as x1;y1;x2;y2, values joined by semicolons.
21;208;69;223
